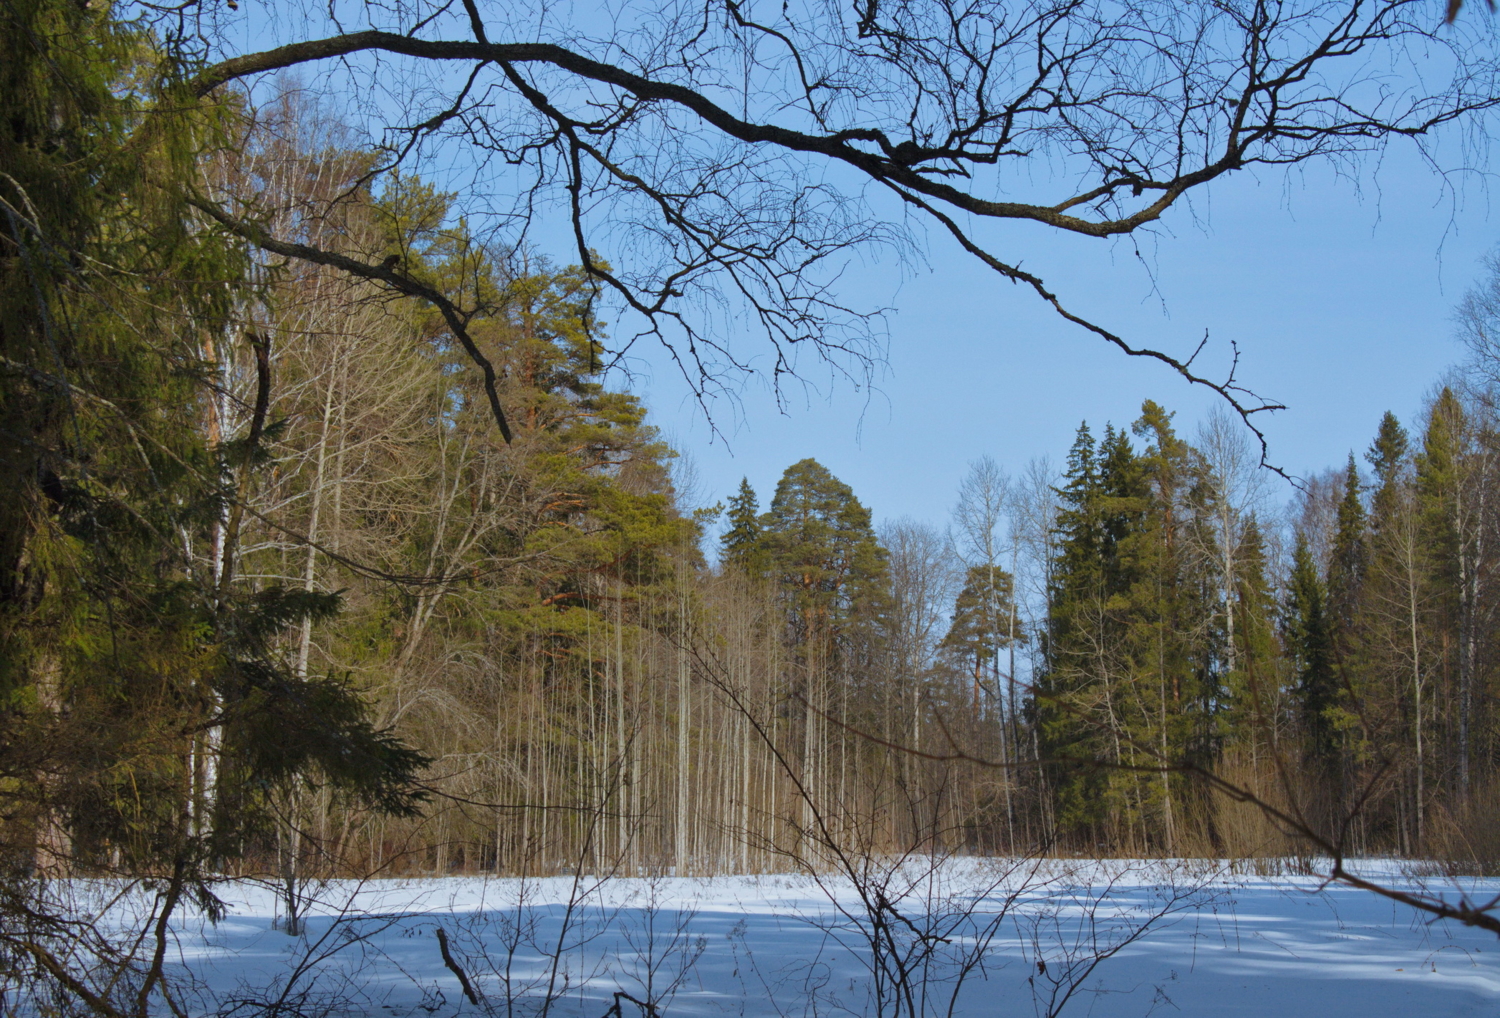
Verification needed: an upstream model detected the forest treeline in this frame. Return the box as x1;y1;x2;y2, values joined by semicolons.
8;0;1500;907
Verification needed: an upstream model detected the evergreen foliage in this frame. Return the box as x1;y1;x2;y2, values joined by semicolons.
761;458;890;656
0;0;429;885
1284;534;1339;764
1327;455;1368;637
940;565;1021;706
721;478;766;576
9;0;1500;1005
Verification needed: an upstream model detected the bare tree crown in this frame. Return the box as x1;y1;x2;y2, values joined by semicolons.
176;0;1499;454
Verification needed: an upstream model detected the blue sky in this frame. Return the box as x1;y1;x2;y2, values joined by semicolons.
624;143;1499;530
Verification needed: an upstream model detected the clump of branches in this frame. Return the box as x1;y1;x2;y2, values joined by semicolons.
167;0;1500;459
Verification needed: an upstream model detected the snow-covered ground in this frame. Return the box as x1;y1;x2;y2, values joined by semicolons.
143;862;1500;1017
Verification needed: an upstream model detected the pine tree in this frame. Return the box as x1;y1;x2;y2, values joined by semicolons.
1124;401;1220;846
762;458;889;647
940;565;1021;709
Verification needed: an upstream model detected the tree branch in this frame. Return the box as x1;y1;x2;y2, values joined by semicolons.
188;195;514;443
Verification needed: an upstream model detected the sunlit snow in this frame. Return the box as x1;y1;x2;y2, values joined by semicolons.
138;862;1500;1018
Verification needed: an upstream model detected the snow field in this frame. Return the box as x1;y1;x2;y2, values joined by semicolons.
150;862;1500;1018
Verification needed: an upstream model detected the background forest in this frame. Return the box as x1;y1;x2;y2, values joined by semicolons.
13;71;1500;894
219;104;1500;880
9;0;1500;975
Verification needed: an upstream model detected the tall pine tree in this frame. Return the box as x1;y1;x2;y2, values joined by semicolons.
763;459;889;646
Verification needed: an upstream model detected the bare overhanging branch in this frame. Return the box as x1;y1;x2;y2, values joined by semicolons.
196;33;1169;235
188;23;1495;239
170;0;1500;468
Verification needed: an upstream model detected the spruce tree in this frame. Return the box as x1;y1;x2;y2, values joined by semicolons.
1415;388;1465;797
1357;406;1432;844
1415;389;1462;599
0;6;429;1008
1041;424;1102;682
1227;515;1280;733
1367;410;1410;531
720;478;766;575
1327;454;1368;638
1285;534;1338;763
1049;424;1105;609
1039;421;1152;842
